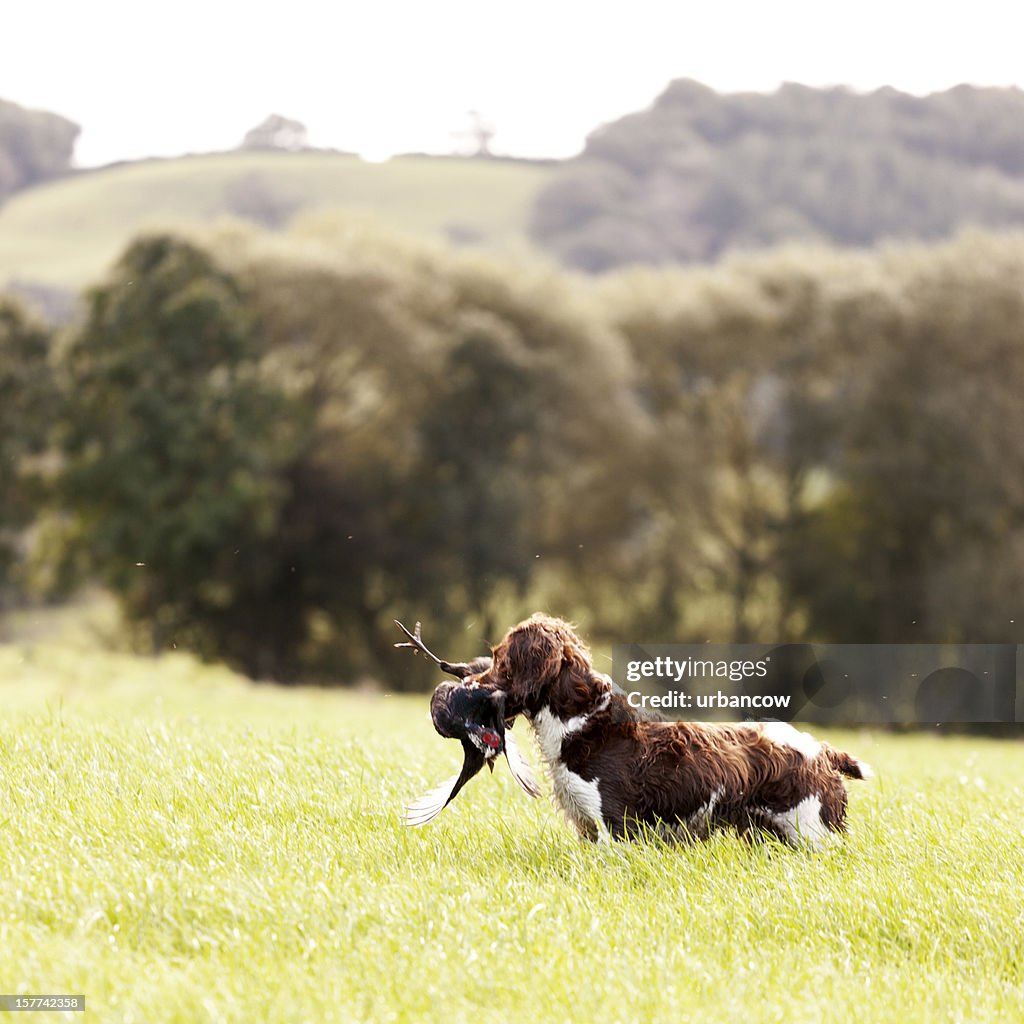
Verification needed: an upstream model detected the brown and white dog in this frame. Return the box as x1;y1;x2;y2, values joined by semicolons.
469;613;873;847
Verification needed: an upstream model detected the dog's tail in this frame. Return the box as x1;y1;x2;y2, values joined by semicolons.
825;747;874;780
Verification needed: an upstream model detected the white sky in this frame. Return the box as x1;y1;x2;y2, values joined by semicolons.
4;1;1024;167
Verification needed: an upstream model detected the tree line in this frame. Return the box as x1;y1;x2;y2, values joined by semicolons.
3;222;1023;685
11;80;1024;285
531;80;1024;271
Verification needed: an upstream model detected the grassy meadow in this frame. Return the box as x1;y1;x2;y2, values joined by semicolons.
1;640;1022;1023
0;151;551;292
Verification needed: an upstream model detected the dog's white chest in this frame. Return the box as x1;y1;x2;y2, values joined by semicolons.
531;706;607;840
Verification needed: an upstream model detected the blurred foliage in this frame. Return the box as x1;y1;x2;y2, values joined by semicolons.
10;218;1023;683
0;298;57;608
207;225;641;682
601;235;1024;650
0;98;78;204
531;80;1024;271
51;236;299;673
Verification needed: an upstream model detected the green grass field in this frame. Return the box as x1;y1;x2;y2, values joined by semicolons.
0;151;551;293
1;641;1022;1023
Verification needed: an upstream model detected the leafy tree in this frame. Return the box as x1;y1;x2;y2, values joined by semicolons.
0;298;55;608
406;321;544;630
210;230;645;682
240;115;308;151
608;233;1024;647
794;235;1024;643
55;234;298;665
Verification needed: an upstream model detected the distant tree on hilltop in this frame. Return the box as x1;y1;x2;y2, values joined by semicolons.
0;98;79;204
240;115;308;151
451;110;495;157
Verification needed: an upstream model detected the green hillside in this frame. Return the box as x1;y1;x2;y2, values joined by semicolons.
0;150;552;293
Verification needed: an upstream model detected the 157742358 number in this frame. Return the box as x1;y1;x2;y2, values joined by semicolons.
0;995;85;1012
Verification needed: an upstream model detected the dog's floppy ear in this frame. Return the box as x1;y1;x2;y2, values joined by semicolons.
502;620;566;686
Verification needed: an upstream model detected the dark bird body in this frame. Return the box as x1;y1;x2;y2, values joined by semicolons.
398;622;540;825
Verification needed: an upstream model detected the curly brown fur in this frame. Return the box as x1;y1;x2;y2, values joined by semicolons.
472;613;872;846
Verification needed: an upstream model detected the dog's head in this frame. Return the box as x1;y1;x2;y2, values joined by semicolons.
476;613;595;719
